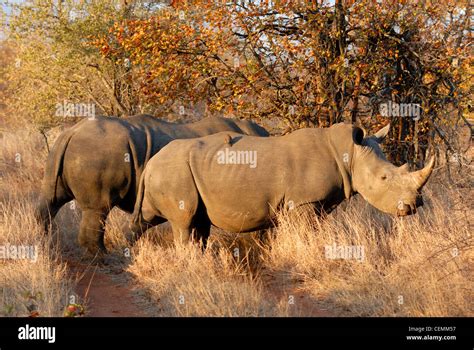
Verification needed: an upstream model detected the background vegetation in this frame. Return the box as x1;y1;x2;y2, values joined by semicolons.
1;0;471;164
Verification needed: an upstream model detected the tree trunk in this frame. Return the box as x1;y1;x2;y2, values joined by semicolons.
351;66;362;124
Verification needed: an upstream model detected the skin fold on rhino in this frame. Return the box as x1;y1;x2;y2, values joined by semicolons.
131;123;435;248
36;114;269;255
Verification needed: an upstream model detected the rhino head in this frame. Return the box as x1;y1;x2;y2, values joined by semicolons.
342;124;435;216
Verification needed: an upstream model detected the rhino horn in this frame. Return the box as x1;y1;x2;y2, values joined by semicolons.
410;156;435;189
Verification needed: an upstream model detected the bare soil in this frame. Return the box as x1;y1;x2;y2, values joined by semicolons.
66;259;149;317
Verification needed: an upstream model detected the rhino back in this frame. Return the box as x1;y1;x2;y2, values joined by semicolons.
126;114;268;141
234;119;270;136
172;117;269;138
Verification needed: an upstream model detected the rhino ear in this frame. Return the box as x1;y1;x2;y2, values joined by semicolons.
353;127;365;145
371;124;390;143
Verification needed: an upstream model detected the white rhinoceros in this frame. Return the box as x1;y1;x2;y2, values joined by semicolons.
131;123;434;247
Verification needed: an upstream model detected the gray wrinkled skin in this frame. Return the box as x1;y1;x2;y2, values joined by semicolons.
132;123;434;248
36;114;269;254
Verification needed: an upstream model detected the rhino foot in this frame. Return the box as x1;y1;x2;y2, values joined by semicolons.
78;209;108;256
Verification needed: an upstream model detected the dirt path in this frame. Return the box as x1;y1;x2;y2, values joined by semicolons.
66;259;148;317
286;290;335;317
262;270;335;317
66;258;334;317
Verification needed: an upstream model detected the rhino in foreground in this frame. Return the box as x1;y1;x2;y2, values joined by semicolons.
131;123;435;247
37;115;269;254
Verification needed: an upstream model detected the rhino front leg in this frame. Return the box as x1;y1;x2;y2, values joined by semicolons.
78;209;109;255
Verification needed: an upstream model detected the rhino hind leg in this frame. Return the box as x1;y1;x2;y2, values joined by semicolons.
36;181;73;233
37;197;69;233
78;209;109;255
128;216;167;245
169;217;211;251
128;190;169;244
192;215;211;251
170;222;193;247
169;210;204;247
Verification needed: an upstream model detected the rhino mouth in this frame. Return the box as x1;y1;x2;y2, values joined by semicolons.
397;196;423;217
397;204;416;217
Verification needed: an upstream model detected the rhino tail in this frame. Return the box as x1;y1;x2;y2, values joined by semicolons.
131;124;157;226
131;168;146;226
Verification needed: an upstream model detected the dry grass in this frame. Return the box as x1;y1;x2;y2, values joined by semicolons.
0;127;74;317
1;124;472;317
128;232;289;316
263;184;473;316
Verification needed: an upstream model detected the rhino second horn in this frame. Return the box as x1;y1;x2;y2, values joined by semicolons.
399;163;410;173
411;156;435;189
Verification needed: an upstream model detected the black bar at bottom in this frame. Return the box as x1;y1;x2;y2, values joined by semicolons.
0;317;471;347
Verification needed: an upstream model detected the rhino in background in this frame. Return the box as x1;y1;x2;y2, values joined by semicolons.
36;114;269;255
131;123;435;247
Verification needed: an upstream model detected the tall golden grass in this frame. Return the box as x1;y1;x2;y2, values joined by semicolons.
1;124;472;317
263;187;473;316
129;232;290;316
0;128;74;317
